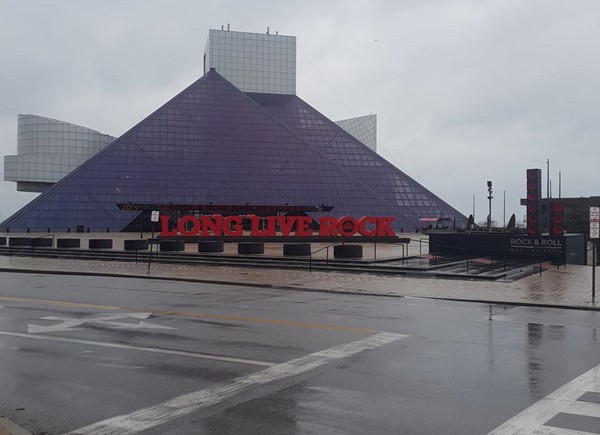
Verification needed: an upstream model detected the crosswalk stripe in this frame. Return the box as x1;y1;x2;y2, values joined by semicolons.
67;331;407;435
488;363;600;434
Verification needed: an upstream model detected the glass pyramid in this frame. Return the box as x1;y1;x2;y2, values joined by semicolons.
1;70;465;232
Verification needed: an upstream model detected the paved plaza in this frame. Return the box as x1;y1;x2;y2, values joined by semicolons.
0;232;597;311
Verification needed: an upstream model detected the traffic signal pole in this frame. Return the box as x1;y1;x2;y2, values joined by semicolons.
592;241;596;304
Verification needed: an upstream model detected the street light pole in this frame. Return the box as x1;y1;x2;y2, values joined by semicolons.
546;159;550;199
503;189;506;228
487;181;493;231
559;171;562;198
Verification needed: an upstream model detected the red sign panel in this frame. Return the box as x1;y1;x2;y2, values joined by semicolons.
160;215;395;238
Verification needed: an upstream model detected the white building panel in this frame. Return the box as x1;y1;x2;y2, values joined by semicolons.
335;114;377;151
4;114;115;192
204;28;296;95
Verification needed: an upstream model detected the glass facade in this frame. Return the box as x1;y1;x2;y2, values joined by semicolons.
0;70;466;232
247;93;465;228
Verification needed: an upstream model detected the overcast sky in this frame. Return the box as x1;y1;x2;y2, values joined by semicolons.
1;0;599;225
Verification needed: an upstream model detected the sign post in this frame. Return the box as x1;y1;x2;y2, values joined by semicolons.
148;211;160;274
590;207;599;303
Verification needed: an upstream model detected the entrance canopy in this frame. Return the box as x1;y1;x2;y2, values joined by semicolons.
419;217;453;230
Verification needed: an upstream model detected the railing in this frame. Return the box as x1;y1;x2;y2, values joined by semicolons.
147;238;162;273
8;234;55;257
388;241;404;259
308;242;344;274
427;239;552;277
384;240;411;262
307;237;412;273
418;237;429;255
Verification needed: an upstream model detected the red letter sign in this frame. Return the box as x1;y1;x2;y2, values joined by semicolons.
160;215;177;237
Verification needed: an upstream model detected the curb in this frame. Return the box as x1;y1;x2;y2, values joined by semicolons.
0;418;31;435
1;266;598;312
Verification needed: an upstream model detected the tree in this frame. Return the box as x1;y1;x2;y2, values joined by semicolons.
507;214;516;229
565;206;590;234
477;219;498;228
467;214;475;230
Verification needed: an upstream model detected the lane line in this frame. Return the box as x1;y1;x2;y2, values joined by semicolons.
487;363;600;434
0;296;121;311
67;331;408;435
143;308;377;333
0;295;376;333
0;331;273;367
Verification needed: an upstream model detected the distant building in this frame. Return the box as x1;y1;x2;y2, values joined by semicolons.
520;196;600;233
1;28;464;232
1;69;465;233
3;114;115;192
203;27;297;95
204;27;377;147
4;29;379;194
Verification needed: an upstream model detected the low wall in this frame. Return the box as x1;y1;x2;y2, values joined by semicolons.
429;232;586;265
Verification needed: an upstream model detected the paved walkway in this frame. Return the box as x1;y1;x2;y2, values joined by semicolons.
0;252;597;311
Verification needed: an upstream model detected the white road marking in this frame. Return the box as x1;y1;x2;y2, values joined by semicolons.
0;330;272;367
487;362;600;434
67;331;408;435
532;427;598;435
27;312;174;334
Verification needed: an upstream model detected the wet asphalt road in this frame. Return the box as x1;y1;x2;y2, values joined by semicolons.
0;271;599;435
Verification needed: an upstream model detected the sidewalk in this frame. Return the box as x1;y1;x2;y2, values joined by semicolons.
0;253;597;310
0;418;30;435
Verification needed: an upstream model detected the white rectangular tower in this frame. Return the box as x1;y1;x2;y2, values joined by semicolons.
204;28;296;95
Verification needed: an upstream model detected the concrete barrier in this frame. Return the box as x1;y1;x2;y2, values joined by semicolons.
238;242;264;255
31;238;53;247
283;243;311;256
57;238;81;248
160;239;185;252
124;239;149;251
8;237;32;247
56;239;81;248
89;239;113;249
333;244;363;258
198;240;224;253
